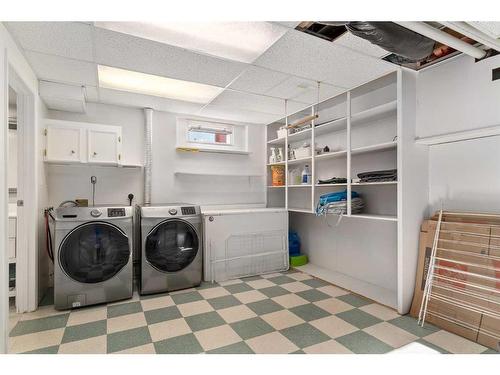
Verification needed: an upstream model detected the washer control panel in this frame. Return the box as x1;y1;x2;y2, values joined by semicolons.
108;208;126;217
90;209;102;218
181;206;196;215
168;208;178;216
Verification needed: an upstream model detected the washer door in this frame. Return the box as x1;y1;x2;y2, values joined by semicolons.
145;219;199;272
59;222;130;283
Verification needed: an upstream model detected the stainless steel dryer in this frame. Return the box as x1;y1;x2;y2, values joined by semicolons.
139;204;202;295
51;206;133;310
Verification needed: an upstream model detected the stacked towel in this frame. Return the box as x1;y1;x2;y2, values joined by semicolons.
357;169;397;183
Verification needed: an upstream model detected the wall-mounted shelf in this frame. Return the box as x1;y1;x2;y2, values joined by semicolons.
415;123;500;146
176;147;251;155
175;171;263;178
287;156;312;165
288;184;311;188
267;137;286;145
351;100;397;126
9;287;16;297
351;141;397;155
267;185;285;188
267;161;285;166
45;161;143;169
265;70;427;315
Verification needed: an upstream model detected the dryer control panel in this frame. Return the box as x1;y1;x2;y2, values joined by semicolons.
108;208;126;217
181;206;196;215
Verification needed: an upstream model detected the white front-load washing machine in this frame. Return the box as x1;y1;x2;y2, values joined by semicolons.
139;203;202;295
51;206;134;310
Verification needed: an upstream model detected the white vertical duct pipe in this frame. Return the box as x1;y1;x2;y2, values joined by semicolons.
144;108;153;205
395;22;487;60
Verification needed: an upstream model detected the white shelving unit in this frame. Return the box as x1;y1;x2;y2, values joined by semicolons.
265;70;429;314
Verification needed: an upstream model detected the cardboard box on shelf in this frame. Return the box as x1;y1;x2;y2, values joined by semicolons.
411;215;500;351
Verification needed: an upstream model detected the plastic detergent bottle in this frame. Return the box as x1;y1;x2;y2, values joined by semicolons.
301;165;311;184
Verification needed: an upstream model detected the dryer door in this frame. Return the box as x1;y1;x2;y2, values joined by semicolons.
145;219;199;272
59;221;130;283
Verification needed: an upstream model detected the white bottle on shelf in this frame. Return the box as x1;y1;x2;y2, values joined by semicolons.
301;165;311;185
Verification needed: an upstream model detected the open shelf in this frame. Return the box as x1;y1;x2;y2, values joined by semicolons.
288;208;314;214
348;213;398;222
267;185;285;189
288;127;312;143
175;171;263;178
314;117;347;136
9;287;16;297
315;183;347;187
351;141;397;155
267;137;286;145
287;156;312;165
289;184;312;188
351;101;397;126
8;258;16;264
315;150;347;161
352;181;397;186
267;162;285;166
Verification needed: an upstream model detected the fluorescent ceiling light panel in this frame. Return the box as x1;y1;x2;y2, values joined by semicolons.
95;22;287;63
97;65;223;104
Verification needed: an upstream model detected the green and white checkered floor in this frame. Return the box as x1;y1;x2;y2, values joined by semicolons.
8;270;497;354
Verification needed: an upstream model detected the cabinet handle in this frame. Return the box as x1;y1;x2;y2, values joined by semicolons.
93;152;97;157
71;150;75;154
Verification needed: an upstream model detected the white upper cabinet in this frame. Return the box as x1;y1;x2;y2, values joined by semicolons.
87;128;121;165
46;123;84;163
45;120;122;166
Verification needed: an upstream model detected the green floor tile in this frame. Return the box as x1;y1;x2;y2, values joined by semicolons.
23;345;60;354
281;323;330;349
207;341;254;354
289;304;330;322
170;291;203;305
336;309;382;329
10;313;69;337
62;320;107;344
336;294;372;308
482;348;499;354
259;286;289;298
336;331;393;354
144;306;181;325
107;326;152;353
296;289;331;302
246;299;283;315
185;311;226;332
291;350;305;354
107;301;142;319
268;275;295;285
230;317;275;340
223;283;253;294
207;295;241;310
154;333;203;354
388;316;440;337
302;278;330;288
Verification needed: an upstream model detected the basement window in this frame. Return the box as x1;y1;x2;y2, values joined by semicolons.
176;118;248;154
187;123;233;146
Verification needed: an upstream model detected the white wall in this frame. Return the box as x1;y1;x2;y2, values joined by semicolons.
417;54;500;138
46;103;265;208
417;54;500;213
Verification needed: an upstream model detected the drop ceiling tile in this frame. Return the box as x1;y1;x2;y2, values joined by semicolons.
5;22;93;61
228;66;289;95
209;90;305;116
254;29;395;89
93;28;247;88
98;88;203;115
25;51;97;86
468;21;500;39
266;76;317;101
334;33;388;58
199;104;280;125
292;83;346;105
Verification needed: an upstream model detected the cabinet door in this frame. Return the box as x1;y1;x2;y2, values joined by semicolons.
88;128;121;165
46;125;83;163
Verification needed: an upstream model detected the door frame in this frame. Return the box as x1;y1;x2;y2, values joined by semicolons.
8;66;38;314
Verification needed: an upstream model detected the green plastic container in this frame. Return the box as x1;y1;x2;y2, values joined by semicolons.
290;254;308;267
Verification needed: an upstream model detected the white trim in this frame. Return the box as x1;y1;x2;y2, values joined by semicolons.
1;45;9;355
415;124;500;145
8;67;38;314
